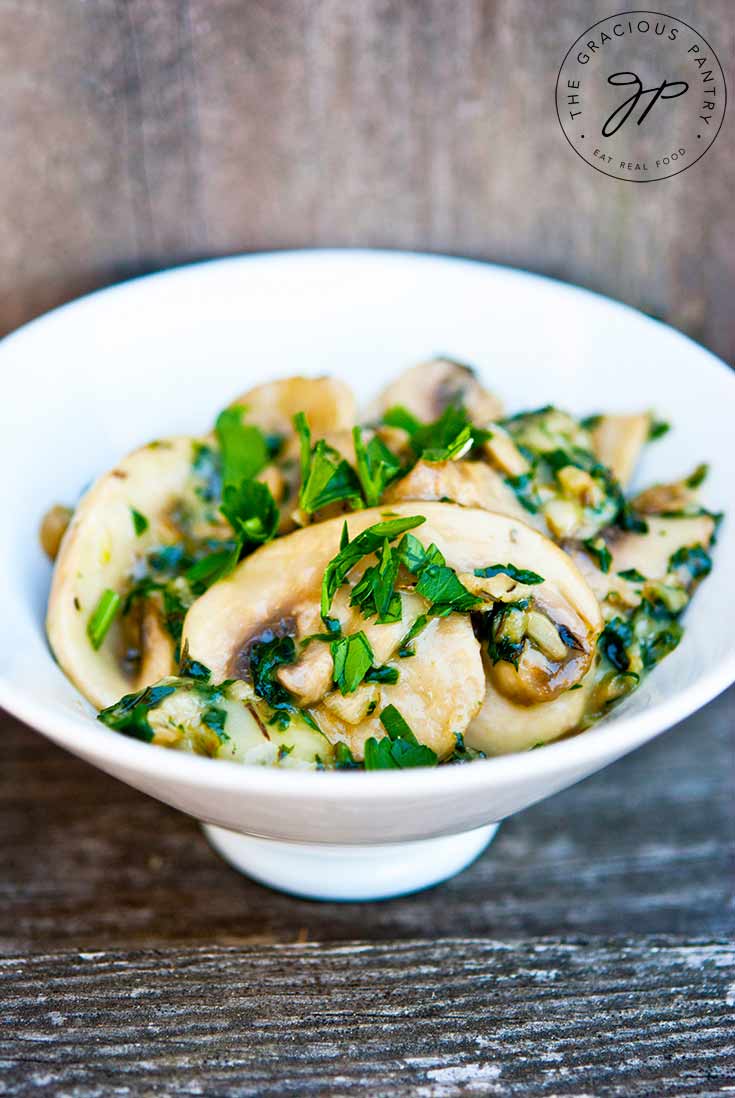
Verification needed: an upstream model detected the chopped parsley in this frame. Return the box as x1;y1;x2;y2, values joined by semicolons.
352;426;402;506
87;589;121;650
98;682;176;741
648;419;670;441
215;406;269;490
294;412;362;514
685;463;709;490
202;706;229;741
584;536;612;574
363;704;438;769
398;614;429;657
321;515;426;618
383;402;487;463
220;479;279;551
331;631;374;694
669;544;712;584
618;567;646;583
131;508;149;537
249;634;298;726
473;563;544;585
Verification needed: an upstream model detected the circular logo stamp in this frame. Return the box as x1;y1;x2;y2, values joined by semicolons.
556;10;726;181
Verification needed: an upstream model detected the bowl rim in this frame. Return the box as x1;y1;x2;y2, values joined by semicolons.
2;247;733;800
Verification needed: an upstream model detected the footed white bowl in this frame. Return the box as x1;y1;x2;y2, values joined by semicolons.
0;250;733;900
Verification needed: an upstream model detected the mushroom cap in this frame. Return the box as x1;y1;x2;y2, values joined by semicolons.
229;376;357;436
371;358;503;424
46;437;204;708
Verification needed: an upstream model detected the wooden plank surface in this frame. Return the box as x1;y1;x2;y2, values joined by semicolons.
2;686;732;954
2;939;734;1096
0;0;732;359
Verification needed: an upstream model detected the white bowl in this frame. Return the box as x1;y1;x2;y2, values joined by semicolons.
1;250;733;901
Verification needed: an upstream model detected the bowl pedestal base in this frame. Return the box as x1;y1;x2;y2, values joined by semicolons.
201;822;499;901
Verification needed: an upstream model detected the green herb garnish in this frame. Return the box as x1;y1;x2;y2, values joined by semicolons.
352;426;402;506
618;567;646;583
331;631;375;695
249;634;298;724
220;480;279;551
363;704;438;769
321;515;426;617
648;419;670;441
215;406;269;491
473;563;544;585
98;682;176;741
294;412;362;514
584;537;612;574
87;589;121;650
131;508;149;537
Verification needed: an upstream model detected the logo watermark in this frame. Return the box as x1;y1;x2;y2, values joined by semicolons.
555;10;726;181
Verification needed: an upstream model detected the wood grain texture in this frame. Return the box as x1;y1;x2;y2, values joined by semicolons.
1;686;732;954
2;939;734;1096
0;0;732;357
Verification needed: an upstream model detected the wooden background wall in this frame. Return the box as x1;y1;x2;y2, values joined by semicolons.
0;0;732;360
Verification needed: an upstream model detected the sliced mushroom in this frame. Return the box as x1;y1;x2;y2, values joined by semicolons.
382;459;529;522
372;358;503;424
182;502;601;755
466;663;598;756
230;376;357;436
590;413;651;488
608;514;715;580
565;513;716;618
313;613;486;760
47;437;217;709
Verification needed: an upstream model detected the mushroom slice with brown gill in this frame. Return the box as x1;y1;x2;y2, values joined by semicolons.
182;502;601;761
371;358;503;424
46;437;229;709
229;376;357;436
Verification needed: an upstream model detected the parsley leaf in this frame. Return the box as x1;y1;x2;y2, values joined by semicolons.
131;508;149;537
415;563;480;615
474;563;544;585
363;704;438;769
352;426;402;506
321;515;426;617
98;682;176;741
583;536;612;574
202;706;229;741
294;412;362;513
331;631;374;694
349;538;402;624
178;644;212;682
648;419;670;441
669;543;712;583
215;406;269;490
618;567;646;583
406;403;473;462
685;463;709;490
249;634;298;723
87;589;121;650
220;480;279;550
334;742;361;769
397;614;429;657
382;405;422;435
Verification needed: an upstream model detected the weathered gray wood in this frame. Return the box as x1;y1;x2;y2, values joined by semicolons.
0;0;732;358
1;686;732;953
1;939;733;1096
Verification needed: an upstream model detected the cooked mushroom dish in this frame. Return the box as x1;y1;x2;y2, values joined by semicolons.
43;359;719;770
